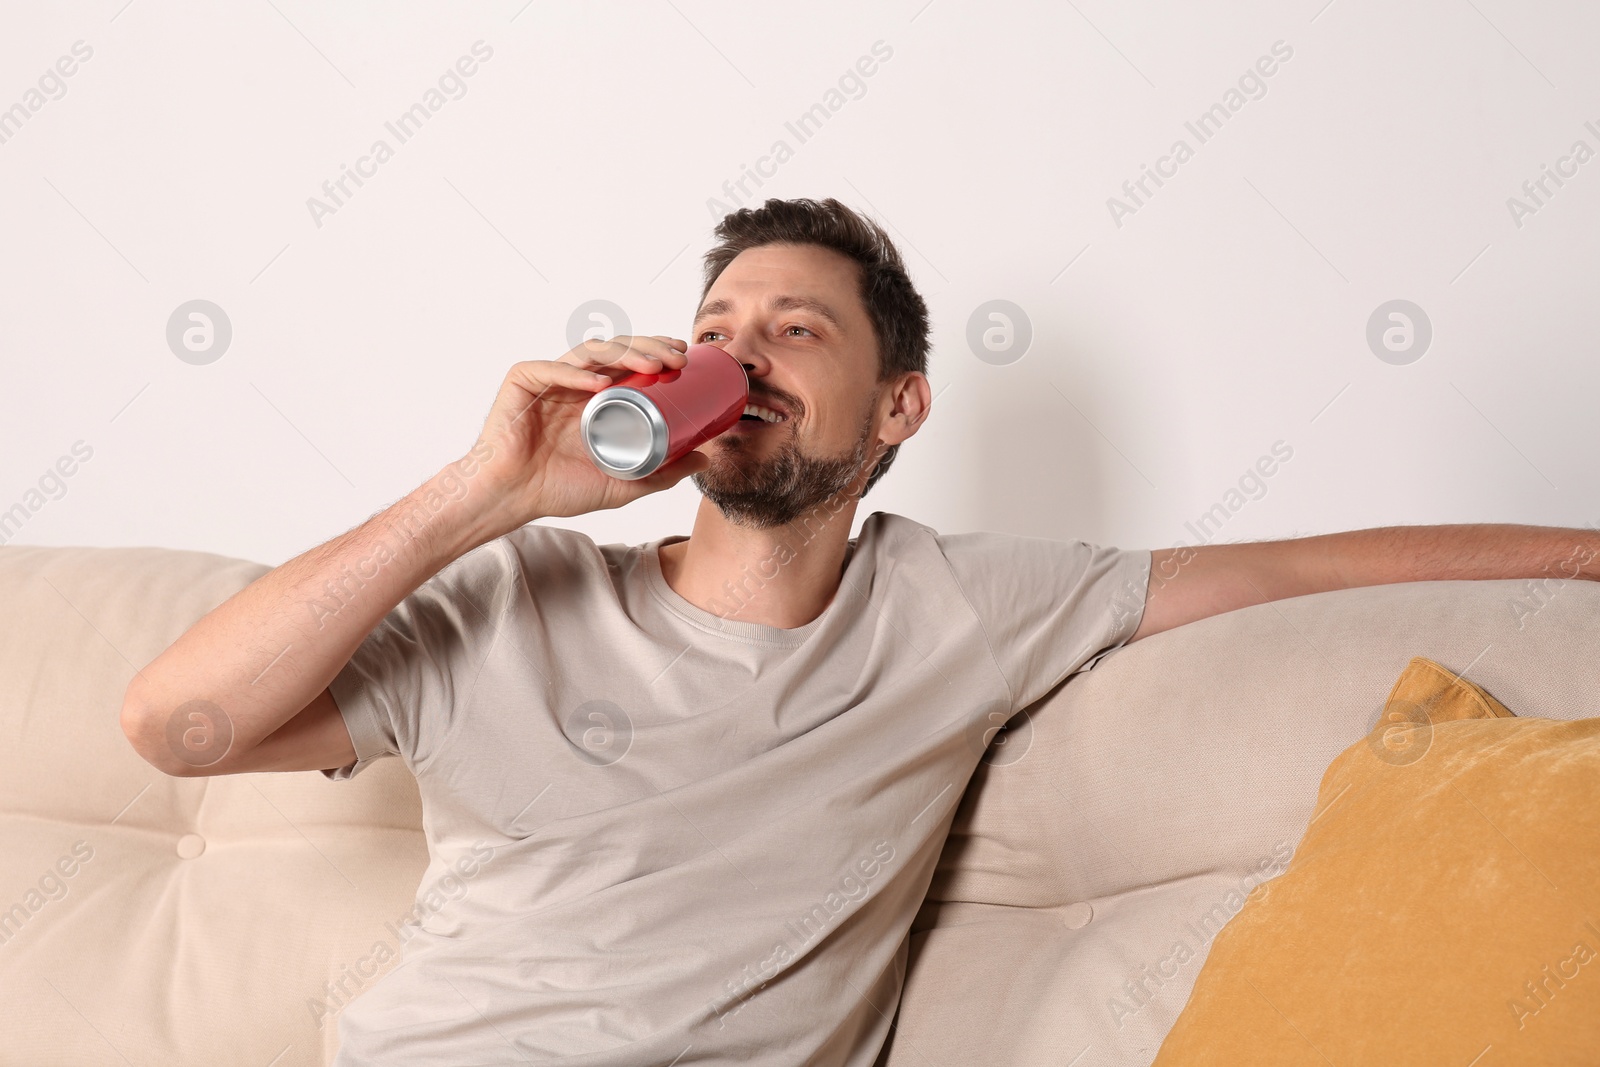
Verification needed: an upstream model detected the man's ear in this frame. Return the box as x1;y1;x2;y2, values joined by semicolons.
880;372;931;446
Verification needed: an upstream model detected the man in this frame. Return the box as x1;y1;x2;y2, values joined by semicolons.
121;197;1597;1065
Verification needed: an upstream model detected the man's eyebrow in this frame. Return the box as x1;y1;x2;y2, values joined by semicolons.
692;295;844;331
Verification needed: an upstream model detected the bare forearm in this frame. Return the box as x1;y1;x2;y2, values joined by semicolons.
1306;523;1600;591
123;451;518;755
1136;521;1600;642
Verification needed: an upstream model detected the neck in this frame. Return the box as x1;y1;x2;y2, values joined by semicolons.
658;494;862;630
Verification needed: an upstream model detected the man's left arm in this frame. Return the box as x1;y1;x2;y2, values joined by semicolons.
1129;523;1600;643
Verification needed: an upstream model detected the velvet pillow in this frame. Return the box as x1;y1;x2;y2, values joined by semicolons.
1152;655;1600;1066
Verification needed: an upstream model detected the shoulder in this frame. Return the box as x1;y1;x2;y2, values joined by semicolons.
922;523;1148;597
406;533;529;610
501;520;601;557
859;512;1134;565
919;518;1042;562
856;510;1058;564
403;523;605;607
856;509;939;549
498;521;649;603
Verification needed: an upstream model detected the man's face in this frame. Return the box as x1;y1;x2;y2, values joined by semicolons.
688;242;887;529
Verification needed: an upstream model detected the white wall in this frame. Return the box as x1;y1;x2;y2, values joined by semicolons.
3;0;1596;566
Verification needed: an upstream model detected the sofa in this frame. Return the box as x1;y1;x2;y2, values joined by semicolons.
2;541;1596;1066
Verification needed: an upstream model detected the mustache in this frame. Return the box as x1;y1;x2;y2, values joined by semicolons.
747;387;801;417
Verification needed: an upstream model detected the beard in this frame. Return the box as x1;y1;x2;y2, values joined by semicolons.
691;408;878;529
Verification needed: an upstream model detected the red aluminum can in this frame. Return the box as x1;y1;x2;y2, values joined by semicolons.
579;343;750;480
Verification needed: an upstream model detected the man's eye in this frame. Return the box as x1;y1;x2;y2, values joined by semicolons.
698;330;724;342
785;325;813;337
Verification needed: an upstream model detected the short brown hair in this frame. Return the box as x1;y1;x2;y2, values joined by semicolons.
700;197;930;497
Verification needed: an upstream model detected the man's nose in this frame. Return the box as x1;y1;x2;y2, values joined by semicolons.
720;341;773;379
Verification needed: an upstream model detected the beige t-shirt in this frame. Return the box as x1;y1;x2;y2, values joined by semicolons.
321;509;1149;1066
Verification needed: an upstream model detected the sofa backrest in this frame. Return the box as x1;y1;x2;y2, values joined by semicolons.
0;545;430;1067
881;574;1600;1066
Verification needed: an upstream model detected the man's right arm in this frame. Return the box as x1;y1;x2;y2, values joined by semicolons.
119;335;710;779
120;458;512;777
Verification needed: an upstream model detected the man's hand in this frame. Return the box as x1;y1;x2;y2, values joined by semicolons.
121;334;716;778
470;335;712;535
1128;523;1600;643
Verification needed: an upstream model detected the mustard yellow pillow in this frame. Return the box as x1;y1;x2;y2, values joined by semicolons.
1153;656;1600;1066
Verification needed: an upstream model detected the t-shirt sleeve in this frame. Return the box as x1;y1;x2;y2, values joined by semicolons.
320;538;515;781
935;529;1151;712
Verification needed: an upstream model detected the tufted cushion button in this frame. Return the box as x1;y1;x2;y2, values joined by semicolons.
1061;901;1093;929
176;833;206;859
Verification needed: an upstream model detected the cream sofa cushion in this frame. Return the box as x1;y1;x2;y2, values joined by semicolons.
0;546;429;1066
